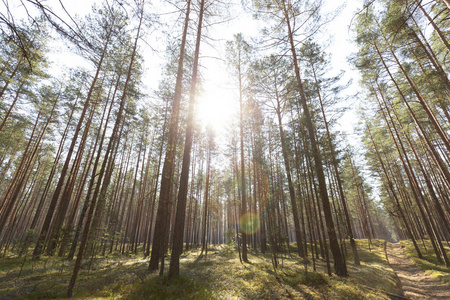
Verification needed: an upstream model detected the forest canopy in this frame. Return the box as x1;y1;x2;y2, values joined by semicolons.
0;0;449;298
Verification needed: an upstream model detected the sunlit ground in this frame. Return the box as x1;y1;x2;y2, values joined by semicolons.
400;239;450;282
0;240;402;299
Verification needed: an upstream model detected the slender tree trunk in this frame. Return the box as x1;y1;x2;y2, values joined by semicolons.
310;61;360;265
169;0;205;277
274;88;304;257
67;8;143;296
442;0;450;11
148;0;191;273
201;139;212;255
376;20;450;153
33;30;111;259
0;82;24;132
366;123;423;257
416;1;450;52
237;42;249;263
281;0;347;276
0;56;23;101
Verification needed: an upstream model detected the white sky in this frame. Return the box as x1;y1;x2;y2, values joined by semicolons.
5;0;375;188
6;0;362;132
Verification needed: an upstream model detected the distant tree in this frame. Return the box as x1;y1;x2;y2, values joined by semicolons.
149;0;192;274
252;0;348;276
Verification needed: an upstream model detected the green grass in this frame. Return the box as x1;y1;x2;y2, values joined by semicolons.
0;252;148;299
400;239;450;282
125;240;401;299
0;240;402;299
126;275;214;300
341;239;402;296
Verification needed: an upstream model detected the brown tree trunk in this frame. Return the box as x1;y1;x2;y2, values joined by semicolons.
372;82;449;266
201;135;212;255
148;0;191;273
33;30;111;259
376;20;450;153
237;41;249;263
281;0;347;276
373;41;450;188
46;90;101;255
416;1;450;52
169;0;205;277
442;0;450;11
310;61;360;265
0;56;23;101
0;82;24;132
274;88;304;258
366;123;423;257
67;7;143;296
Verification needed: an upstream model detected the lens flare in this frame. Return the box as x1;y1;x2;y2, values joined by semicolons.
239;212;260;234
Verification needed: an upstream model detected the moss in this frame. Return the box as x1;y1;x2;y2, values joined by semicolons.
125;275;214;300
0;240;400;299
400;240;450;282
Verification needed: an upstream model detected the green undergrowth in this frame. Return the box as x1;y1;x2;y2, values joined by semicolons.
125;239;401;299
400;239;450;282
341;239;402;296
126;274;214;299
0;252;148;299
0;239;401;299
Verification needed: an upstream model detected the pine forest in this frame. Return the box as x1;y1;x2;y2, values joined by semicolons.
0;0;449;299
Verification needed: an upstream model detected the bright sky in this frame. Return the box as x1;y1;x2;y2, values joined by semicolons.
6;0;362;129
4;0;381;200
195;0;364;152
6;0;368;166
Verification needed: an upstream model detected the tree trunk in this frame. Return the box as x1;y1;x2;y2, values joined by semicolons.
169;0;205;277
67;8;143;296
281;0;347;276
310;61;360;265
274;89;304;258
33;30;111;259
148;0;191;273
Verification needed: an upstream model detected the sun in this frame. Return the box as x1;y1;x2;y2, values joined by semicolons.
195;83;237;132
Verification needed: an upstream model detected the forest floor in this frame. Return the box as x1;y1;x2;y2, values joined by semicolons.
400;240;450;283
385;242;450;299
0;239;439;299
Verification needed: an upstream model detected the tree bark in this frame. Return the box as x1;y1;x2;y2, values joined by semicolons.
148;0;191;273
281;0;347;276
169;0;205;277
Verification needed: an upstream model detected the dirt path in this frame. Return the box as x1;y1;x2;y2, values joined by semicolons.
386;242;450;299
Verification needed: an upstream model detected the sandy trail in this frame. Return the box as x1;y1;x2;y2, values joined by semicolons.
386;242;450;299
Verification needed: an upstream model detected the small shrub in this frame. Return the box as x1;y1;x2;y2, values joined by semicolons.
222;228;236;254
298;272;328;286
127;275;214;299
